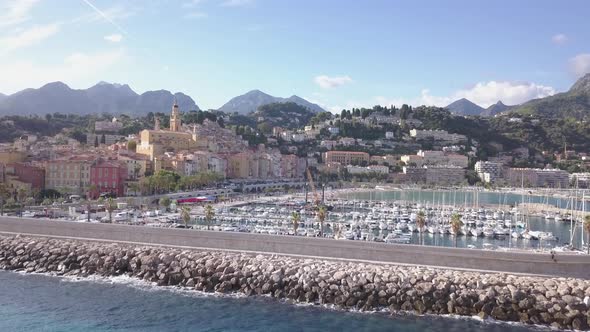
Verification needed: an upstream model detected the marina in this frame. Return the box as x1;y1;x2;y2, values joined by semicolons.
19;187;589;253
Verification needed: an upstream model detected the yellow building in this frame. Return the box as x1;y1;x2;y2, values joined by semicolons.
324;151;370;165
136;102;199;160
227;152;251;178
0;150;26;164
45;156;93;195
170;100;182;132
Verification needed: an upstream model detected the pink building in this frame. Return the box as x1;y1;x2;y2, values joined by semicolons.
7;163;46;190
89;160;127;198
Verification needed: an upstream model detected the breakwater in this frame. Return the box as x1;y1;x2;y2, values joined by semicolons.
1;235;589;330
1;217;590;278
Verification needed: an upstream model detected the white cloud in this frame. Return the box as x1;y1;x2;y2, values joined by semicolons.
104;33;123;42
448;81;555;107
184;11;208;19
183;0;205;7
314;75;353;89
569;54;590;78
551;33;568;44
0;49;126;93
0;0;40;28
0;23;60;53
325;80;556;113
221;0;253;7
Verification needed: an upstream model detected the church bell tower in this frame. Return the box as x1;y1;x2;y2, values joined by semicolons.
170;98;181;132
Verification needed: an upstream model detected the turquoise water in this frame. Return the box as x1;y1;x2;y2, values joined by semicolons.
0;271;541;332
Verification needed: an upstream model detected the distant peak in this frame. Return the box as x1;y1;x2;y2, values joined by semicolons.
94;81;128;89
42;81;69;89
569;72;590;94
245;89;269;95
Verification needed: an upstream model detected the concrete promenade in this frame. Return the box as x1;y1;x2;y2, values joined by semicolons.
0;216;589;279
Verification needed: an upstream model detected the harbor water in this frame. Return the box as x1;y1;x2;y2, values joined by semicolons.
344;189;590;212
0;271;542;332
338;189;589;249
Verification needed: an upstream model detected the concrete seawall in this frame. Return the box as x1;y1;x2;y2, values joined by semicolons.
0;217;589;279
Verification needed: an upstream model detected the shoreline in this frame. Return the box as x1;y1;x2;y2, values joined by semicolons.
1;235;588;331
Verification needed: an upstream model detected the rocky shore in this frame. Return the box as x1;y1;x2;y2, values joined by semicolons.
1;235;589;330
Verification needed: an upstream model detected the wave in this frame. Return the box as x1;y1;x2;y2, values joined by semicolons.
9;270;550;331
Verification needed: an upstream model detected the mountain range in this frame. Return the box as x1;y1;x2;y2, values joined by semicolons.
0;82;200;116
218;89;325;114
445;98;512;117
446;73;590;118
2;74;589;119
0;83;326;116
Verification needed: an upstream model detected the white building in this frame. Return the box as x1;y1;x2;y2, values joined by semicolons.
474;161;503;183
410;129;467;144
328;127;340;135
346;165;389;175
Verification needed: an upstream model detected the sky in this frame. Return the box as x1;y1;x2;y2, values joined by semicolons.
0;0;589;112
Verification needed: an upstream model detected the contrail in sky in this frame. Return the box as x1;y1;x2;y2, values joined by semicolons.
80;0;128;35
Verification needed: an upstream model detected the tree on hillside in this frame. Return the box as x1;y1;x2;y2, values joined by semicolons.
127;140;137;152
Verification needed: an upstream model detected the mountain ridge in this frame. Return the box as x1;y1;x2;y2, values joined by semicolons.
218;89;325;114
445;98;484;116
481;101;511;117
0;82;200;116
509;73;590;119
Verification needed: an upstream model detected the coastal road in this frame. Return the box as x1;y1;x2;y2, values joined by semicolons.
0;216;589;279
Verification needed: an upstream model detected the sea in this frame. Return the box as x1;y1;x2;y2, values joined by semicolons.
0;271;546;332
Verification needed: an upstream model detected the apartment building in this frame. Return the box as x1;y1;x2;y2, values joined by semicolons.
324;151;370;165
45;156;94;195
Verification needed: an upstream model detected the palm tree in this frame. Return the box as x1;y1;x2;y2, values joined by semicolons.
584;215;590;255
16;188;28;217
106;197;117;223
450;213;463;248
0;183;11;216
87;184;97;200
204;204;215;230
128;182;140;196
86;200;92;223
416;210;426;245
317;205;327;237
159;197;171;211
291;211;301;235
181;206;191;228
